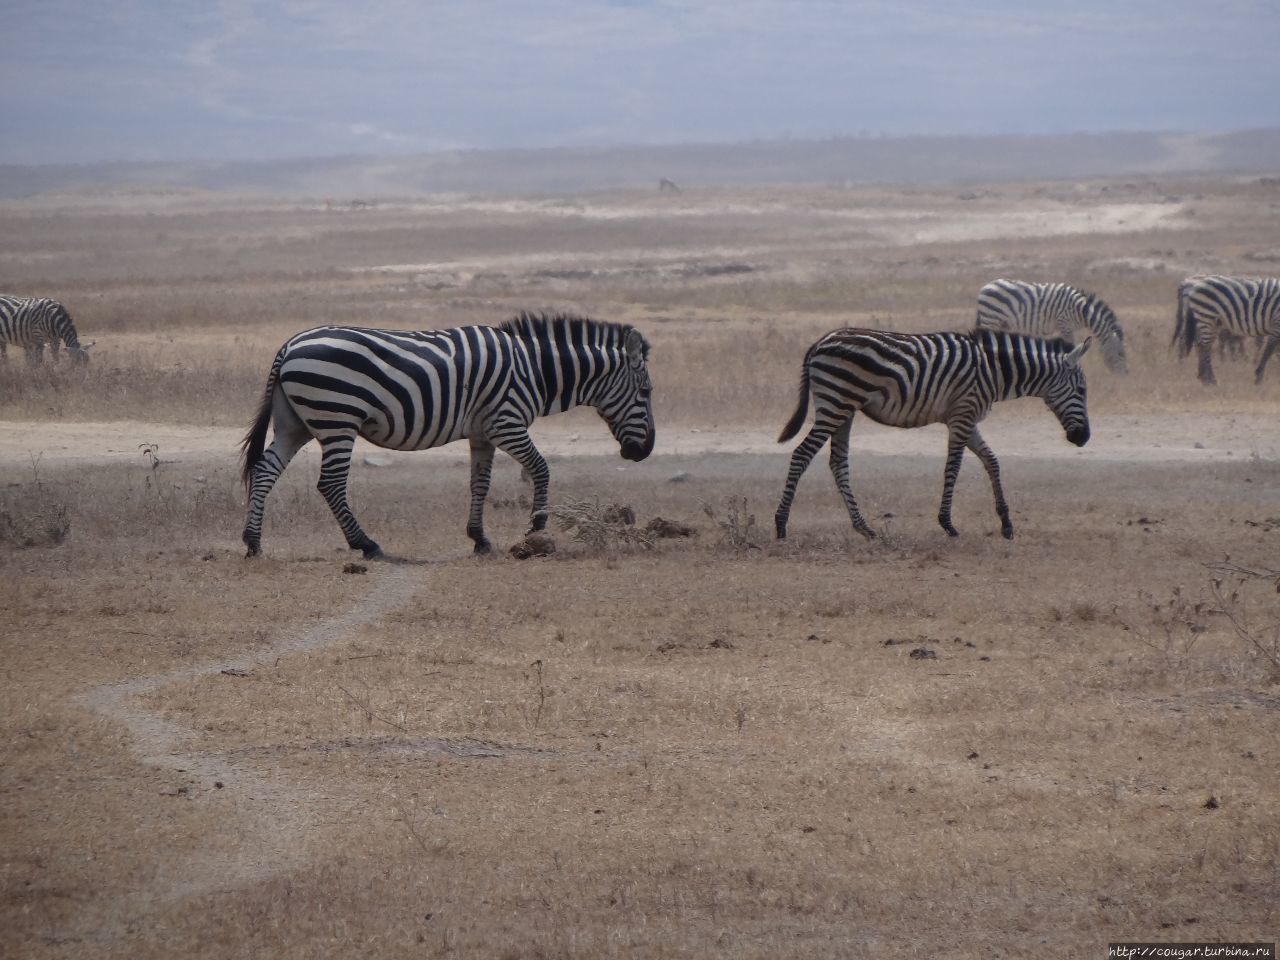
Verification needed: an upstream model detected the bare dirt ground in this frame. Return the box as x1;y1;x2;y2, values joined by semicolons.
2;174;1278;958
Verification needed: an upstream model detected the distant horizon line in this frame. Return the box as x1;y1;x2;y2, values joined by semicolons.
4;126;1279;172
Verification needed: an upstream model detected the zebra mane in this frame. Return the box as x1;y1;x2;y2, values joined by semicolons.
498;311;647;358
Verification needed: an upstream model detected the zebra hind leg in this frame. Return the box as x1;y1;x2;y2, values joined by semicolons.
775;421;835;539
827;417;876;540
1196;332;1217;386
1253;335;1279;385
966;429;1013;539
315;434;384;559
242;413;313;557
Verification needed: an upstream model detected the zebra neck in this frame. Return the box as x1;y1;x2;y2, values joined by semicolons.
983;331;1046;401
505;316;623;416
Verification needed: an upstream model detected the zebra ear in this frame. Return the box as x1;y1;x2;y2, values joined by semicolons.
1066;337;1092;367
624;328;648;360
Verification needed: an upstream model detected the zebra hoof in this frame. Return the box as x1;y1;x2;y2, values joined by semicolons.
244;546;261;558
941;524;960;538
1001;526;1014;540
473;540;492;555
361;544;385;560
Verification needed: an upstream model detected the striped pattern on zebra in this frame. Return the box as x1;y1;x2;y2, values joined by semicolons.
775;327;1091;541
976;279;1126;373
0;296;90;362
241;312;655;559
1174;275;1280;385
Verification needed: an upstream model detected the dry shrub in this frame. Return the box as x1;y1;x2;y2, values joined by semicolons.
550;497;654;550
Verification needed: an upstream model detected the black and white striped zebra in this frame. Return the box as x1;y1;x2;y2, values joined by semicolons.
0;296;91;363
774;327;1091;541
976;279;1125;373
241;312;655;558
1174;275;1280;385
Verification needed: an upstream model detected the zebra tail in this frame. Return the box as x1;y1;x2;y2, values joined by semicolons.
240;346;285;488
1174;283;1196;358
777;346;814;444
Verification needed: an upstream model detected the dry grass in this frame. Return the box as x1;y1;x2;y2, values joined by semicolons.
2;174;1279;958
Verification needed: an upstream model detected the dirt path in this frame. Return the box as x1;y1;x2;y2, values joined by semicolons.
2;408;1276;473
66;565;425;944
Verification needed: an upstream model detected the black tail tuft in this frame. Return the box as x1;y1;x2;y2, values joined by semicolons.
240;346;285;488
777;345;814;444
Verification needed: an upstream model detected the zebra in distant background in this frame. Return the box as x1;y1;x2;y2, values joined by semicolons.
241;312;655;558
976;279;1126;374
1174;275;1280;385
0;296;91;363
774;327;1091;541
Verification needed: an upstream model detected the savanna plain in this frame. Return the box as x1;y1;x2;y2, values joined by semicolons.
2;174;1279;958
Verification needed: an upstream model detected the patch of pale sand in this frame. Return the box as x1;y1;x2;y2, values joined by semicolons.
1;406;1275;476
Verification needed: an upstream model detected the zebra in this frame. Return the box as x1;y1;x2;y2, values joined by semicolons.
1174;275;1280;385
0;296;91;363
774;327;1091;542
241;312;655;559
975;279;1126;374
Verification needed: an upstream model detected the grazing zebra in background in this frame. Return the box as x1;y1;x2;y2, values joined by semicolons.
0;296;91;363
241;312;655;558
1174;275;1280;385
775;327;1091;541
975;279;1126;374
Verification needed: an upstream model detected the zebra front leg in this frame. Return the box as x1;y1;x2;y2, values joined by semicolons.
827;417;876;540
315;434;383;559
966;429;1013;540
1254;335;1279;385
466;438;497;554
775;422;834;539
494;429;551;534
937;423;972;538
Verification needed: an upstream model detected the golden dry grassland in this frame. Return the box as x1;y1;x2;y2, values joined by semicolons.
2;174;1278;958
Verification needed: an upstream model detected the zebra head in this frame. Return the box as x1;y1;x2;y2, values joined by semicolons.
69;339;94;363
595;327;655;462
1081;292;1127;374
1044;338;1092;447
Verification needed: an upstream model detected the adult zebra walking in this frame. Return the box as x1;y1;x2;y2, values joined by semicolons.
241;312;655;558
774;327;1091;541
976;279;1126;373
0;296;91;363
1174;275;1280;385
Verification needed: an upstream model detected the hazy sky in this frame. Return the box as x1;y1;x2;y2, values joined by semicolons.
3;1;1277;165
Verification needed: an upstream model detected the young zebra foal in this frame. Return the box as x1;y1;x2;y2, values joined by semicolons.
241;312;655;558
774;327;1091;541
